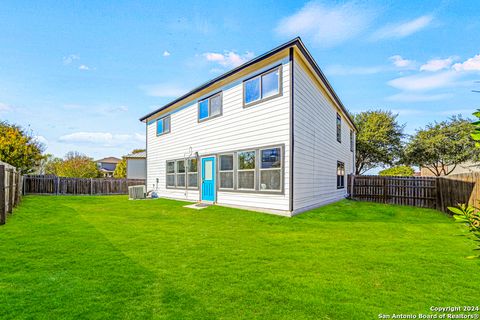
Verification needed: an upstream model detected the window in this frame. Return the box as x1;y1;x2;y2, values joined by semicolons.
244;66;281;106
219;154;234;189
337;161;345;189
157;115;171;136
187;159;198;188
166;161;175;187
350;130;354;152
237;151;256;190
336;113;341;143
166;158;198;189
176;160;185;187
260;147;281;191
198;92;222;121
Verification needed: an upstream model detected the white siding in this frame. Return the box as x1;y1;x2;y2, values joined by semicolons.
146;59;291;212
293;60;355;213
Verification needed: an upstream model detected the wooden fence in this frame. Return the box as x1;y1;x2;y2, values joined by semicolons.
23;175;145;195
349;173;480;213
0;161;23;225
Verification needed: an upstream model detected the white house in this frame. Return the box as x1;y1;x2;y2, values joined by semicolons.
140;38;356;216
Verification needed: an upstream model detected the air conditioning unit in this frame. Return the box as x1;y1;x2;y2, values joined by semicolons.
129;185;146;200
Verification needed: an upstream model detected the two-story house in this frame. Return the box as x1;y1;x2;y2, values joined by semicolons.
140;38;356;216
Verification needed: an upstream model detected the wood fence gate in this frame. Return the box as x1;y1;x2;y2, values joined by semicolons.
0;161;23;225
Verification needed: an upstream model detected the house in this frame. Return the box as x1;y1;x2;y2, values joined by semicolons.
95;157;121;177
140;37;357;216
125;151;146;179
421;161;480;176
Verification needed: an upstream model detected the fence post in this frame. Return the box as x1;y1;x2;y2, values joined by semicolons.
14;172;20;206
0;165;5;225
8;170;14;213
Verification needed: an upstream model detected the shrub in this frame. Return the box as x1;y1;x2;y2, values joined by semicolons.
378;166;414;177
448;204;480;259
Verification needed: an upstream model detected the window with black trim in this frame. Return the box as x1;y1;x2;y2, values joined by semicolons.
198;92;222;121
244;66;281;106
237;150;256;190
157;115;171;136
259;147;282;191
337;161;345;189
336;113;341;143
350;130;354;152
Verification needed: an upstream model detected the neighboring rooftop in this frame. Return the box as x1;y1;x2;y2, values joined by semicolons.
96;157;121;164
125;151;146;159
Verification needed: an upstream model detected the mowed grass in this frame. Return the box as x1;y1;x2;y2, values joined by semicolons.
0;196;479;319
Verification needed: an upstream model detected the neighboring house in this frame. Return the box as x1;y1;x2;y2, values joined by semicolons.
125;151;147;179
96;157;121;177
421;161;480;176
140;37;357;216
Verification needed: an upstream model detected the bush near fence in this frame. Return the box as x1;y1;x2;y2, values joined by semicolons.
348;173;480;213
23;175;146;195
0;161;23;225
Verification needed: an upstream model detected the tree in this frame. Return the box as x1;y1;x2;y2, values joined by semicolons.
113;159;126;178
55;151;101;178
378;166;414;177
0;121;45;173
353;110;405;175
404;116;479;176
471;109;480;147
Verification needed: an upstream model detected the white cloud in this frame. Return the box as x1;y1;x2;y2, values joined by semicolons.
78;64;91;70
163;50;171;57
371;15;433;40
275;1;376;47
140;83;189;97
63;54;80;65
389;55;416;69
453;54;480;72
203;51;254;68
0;102;12;113
420;57;456;72
325;65;386;75
387;71;458;91
106;105;128;112
387;93;453;102
59;132;145;147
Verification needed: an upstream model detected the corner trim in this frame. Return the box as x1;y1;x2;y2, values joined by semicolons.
289;47;294;213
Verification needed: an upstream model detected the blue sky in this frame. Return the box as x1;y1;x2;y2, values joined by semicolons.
1;0;479;160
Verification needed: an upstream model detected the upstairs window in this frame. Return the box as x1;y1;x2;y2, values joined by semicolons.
337;161;345;189
157;115;171;136
350;130;354;152
336;113;342;143
198;92;222;121
244;66;281;107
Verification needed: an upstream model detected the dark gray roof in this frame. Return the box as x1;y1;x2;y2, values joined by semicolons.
139;37;356;131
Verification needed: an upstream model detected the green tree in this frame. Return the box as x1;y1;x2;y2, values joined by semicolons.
353;110;405;175
471;109;480;147
379;166;414;177
0;121;45;173
404;116;479;176
55;151;100;178
113;159;126;178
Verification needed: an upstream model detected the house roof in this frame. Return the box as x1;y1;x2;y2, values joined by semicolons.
125;151;146;159
139;37;356;131
96;157;121;164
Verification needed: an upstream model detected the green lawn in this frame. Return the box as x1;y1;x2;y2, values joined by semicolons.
0;196;479;319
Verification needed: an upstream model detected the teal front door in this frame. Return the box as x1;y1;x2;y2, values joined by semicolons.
201;157;216;202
